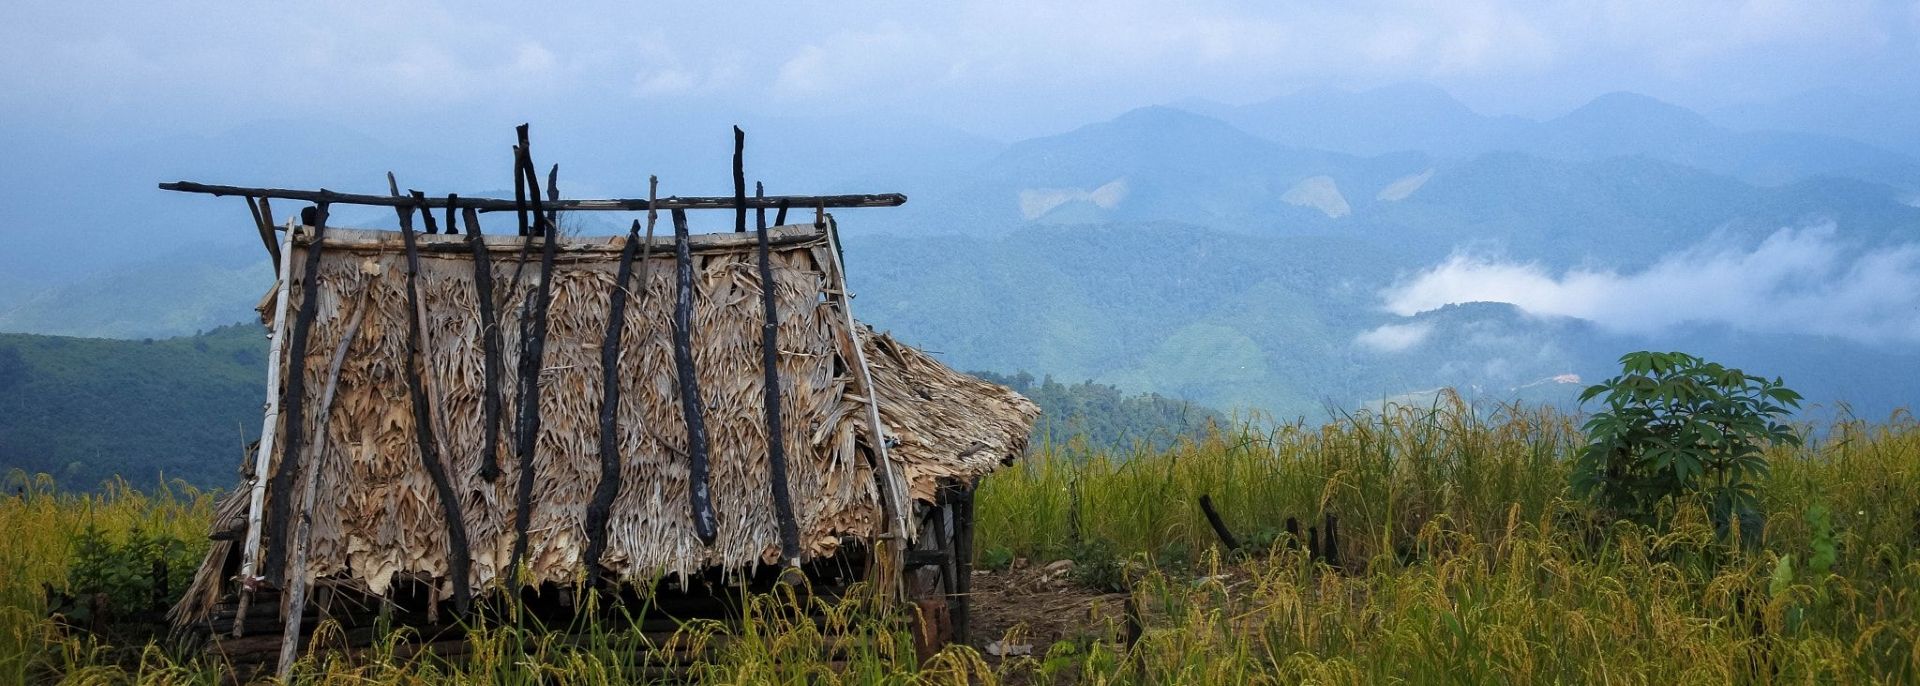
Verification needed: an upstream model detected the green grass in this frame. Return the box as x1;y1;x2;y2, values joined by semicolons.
4;396;1918;683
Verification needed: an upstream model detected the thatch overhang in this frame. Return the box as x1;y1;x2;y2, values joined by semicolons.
173;221;1037;625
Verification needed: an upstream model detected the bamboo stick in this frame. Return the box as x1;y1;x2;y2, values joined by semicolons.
264;204;331;586
821;215;910;594
234;219;296;638
671;207;718;546
276;280;371;680
160;181;907;212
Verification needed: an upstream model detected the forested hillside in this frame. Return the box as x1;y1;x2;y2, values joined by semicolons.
0;325;262;488
0;327;1216;490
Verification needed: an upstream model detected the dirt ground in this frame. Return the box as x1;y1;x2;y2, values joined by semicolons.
963;560;1132;657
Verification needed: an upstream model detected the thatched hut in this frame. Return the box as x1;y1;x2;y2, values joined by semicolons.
161;129;1037;668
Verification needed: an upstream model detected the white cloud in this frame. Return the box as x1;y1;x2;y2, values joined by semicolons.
1356;322;1434;352
1382;223;1920;343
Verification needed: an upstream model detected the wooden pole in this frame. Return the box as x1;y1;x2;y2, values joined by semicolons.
276;282;371;680
1198;495;1241;552
754;180;801;566
386;173;414;230
160;181;908;212
444;193;460;235
400;219;474;615
234;218;295;638
264;204;330;586
584;179;659;575
545;164;559;236
583;218;641;575
821;215;910;595
509;125;561;579
463;207;504;483
670;207;719;546
410;191;441;234
243;197;279;265
733;128;748;234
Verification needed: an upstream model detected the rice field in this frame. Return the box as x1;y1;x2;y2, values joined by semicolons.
4;396;1918;684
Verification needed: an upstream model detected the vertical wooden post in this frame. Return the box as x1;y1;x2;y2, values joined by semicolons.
670;208;719;546
234;219;295;638
952;482;976;644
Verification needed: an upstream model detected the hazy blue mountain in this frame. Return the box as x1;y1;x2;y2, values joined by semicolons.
1712;88;1920;159
1529;92;1920;189
1189;86;1920;191
1179;83;1529;158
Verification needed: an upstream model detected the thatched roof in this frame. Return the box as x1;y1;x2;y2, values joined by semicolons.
176;221;1035;622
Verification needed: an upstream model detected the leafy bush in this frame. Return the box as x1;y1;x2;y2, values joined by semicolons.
64;524;196;621
1573;351;1802;526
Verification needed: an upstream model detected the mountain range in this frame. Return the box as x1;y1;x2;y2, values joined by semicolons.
2;83;1918;484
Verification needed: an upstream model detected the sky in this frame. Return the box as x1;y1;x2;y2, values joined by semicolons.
4;1;1918;142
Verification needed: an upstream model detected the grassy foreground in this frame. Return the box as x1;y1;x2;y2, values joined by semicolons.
4;397;1918;684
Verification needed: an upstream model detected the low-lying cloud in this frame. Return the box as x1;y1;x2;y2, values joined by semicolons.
1382;224;1920;344
1355;322;1433;352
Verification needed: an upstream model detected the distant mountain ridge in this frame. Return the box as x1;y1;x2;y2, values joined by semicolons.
1186;85;1920;191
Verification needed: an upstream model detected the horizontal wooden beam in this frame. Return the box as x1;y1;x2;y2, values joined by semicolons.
159;181;906;212
312;225;826;255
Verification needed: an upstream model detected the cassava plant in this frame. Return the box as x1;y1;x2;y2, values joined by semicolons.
1573;351;1802;527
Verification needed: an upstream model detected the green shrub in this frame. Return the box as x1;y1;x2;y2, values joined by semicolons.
1572;351;1802;527
64;524;195;621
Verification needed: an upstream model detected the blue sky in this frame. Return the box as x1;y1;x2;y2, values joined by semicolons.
5;1;1917;141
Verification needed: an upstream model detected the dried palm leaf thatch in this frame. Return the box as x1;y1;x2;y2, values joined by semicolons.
175;222;1036;624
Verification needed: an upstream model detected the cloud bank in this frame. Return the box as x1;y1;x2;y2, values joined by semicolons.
1382;224;1920;344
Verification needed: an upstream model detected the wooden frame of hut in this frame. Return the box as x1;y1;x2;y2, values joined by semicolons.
159;126;1038;674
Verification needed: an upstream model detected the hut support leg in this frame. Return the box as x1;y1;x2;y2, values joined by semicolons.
277;285;370;680
670;208;719;545
949;482;975;645
264;205;331;587
235;218;296;638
